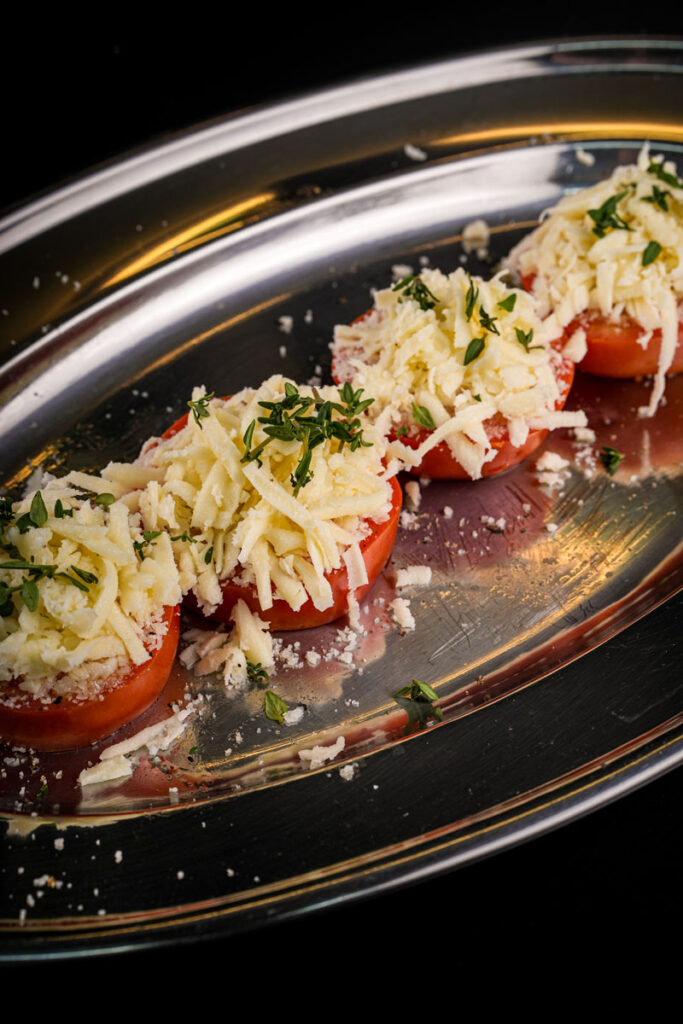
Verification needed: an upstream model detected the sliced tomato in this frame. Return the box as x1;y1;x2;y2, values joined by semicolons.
332;312;574;479
0;605;180;752
185;475;402;630
520;272;683;379
161;396;402;629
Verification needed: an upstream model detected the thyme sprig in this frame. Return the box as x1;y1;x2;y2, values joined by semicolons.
648;159;683;191
241;382;374;497
393;275;440;311
188;391;215;428
0;559;98;616
392;678;443;734
588;189;633;238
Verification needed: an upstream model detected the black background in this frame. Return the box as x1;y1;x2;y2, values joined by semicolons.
2;12;681;980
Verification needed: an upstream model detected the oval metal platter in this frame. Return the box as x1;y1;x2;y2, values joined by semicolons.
0;39;681;957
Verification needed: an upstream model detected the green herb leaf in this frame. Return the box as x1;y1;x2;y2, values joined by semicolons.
464;275;479;320
21;578;39;612
497;293;517;312
392;275;440;311
464;336;486;365
648;159;683;191
642;240;662;267
30;491;48;528
247;661;270;685
187;391;215;429
514;326;543;353
412;403;435;431
71;565;99;585
642;184;671;212
134;530;162;561
478;306;500;336
392;678;442;734
588;189;632;238
204;546;214;565
473;393;482;402
264;690;289;725
0;497;13;525
599;446;624;476
171;532;196;543
54;499;73;519
92;493;115;508
396;426;409;439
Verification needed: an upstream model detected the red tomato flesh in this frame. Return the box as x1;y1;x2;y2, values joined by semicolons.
0;605;180;752
332;313;575;479
520;272;683;379
160;400;402;629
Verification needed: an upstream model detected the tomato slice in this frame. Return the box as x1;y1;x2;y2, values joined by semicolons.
0;605;180;752
185;475;402;630
332;312;575;479
520;272;683;379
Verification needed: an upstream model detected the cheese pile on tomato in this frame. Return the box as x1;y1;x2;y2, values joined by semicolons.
130;377;395;620
508;146;683;416
332;268;585;480
0;481;181;700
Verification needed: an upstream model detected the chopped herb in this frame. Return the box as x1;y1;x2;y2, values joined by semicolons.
642;184;671;212
171;532;196;543
514;327;543;353
92;493;115;508
15;491;49;533
71;566;99;585
133;530;162;561
478;306;500;335
642;240;662;267
396;426;409;439
412;403;435;431
187;391;215;428
392;274;440;311
648;159;683;191
464;336;486;365
599;446;624;476
21;578;39;612
497;293;517;312
242;383;373;497
588;189;633;238
189;746;198;756
464;275;479;320
54;499;73;519
247;661;270;685
264;689;289;725
392;678;443;734
30;492;48;528
473;394;482;402
204;546;214;565
36;782;48;801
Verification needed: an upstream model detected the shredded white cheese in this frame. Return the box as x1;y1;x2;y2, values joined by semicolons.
508;145;683;416
332;267;586;479
130;377;394;617
0;482;181;701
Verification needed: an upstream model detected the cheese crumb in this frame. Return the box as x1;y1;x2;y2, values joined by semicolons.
389;597;416;631
299;735;346;769
395;566;432;587
278;315;293;334
404;143;427;162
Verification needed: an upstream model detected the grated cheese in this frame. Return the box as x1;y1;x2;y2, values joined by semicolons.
0;482;181;701
130;377;394;617
332;267;586;480
508;145;683;416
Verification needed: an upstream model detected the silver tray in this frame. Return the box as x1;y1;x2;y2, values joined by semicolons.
0;39;681;957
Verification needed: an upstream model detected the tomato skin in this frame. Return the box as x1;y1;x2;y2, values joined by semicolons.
332;312;575;479
183;476;402;630
567;311;683;378
0;605;180;752
520;272;683;379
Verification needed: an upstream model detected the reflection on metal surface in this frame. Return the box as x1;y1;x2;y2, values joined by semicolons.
436;121;683;148
0;40;682;956
102;193;277;288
